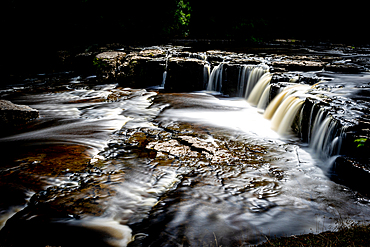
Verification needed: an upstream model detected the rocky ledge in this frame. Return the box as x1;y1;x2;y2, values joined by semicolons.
0;100;39;126
91;46;369;93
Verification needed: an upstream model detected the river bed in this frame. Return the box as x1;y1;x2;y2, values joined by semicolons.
1;47;370;246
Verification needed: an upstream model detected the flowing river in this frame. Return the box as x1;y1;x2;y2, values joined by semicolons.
1;46;370;246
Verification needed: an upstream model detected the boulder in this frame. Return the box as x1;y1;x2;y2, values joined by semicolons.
94;51;126;82
94;49;167;88
0;100;39;126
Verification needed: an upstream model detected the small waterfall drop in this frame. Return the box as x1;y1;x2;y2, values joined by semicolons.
241;65;269;98
262;84;313;135
272;96;305;135
237;65;251;97
161;71;167;87
203;63;211;88
257;84;272;110
161;50;172;87
308;108;345;158
203;59;352;160
263;84;310;119
247;73;272;106
258;81;346;158
207;63;224;92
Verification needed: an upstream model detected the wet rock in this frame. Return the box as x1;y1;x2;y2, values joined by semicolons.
221;64;241;97
206;50;235;58
325;63;363;73
138;49;166;58
0;204;115;247
0;100;39;126
94;51;126;82
331;156;370;197
119;55;165;88
94;49;167;88
73;52;97;74
271;60;326;71
165;57;208;92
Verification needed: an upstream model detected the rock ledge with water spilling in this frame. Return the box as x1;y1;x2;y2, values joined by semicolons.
91;45;370;197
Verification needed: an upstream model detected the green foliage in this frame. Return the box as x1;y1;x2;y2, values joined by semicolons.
177;0;191;25
168;0;192;37
354;138;367;148
93;58;108;69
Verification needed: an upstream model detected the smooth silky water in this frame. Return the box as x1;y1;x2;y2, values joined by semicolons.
1;54;370;246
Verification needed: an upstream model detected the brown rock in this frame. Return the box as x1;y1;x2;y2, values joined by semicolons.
94;51;126;82
0;100;39;126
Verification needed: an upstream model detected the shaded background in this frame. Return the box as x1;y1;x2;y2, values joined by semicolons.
3;0;369;78
4;1;368;44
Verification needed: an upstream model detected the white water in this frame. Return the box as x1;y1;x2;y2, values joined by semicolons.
247;72;272;106
0;86;155;157
206;63;269;98
207;63;224;92
257;84;272;110
243;72;348;160
161;71;167;87
2;72;370;246
157;92;370;244
69;217;133;247
308;108;345;158
243;65;269;98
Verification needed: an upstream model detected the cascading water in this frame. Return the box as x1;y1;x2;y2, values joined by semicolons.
246;77;347;158
247;72;272;106
261;84;311;135
207;63;269;97
206;63;224;92
203;63;211;88
306;107;346;158
257;84;272;110
240;65;269;98
161;71;167;87
2;46;370;247
162;50;356;161
161;49;172;87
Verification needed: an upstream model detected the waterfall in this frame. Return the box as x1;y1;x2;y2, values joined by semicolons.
262;84;313;136
239;65;269;98
207;64;268;96
257;84;272;110
203;63;211;88
247;73;272;106
264;84;311;119
161;50;172;87
237;65;251;97
308;108;345;158
161;71;167;87
203;60;348;159
270;96;305;135
259;82;346;157
263;90;291;120
207;63;224;92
